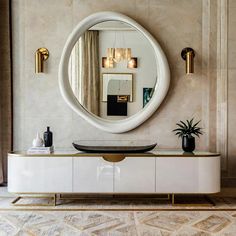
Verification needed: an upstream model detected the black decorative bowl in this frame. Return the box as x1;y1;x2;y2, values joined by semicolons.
72;141;157;153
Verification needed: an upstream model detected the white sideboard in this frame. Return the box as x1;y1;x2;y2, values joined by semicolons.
8;151;221;195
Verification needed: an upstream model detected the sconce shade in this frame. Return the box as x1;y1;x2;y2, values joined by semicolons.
35;48;49;73
102;57;114;68
127;57;137;68
181;47;195;74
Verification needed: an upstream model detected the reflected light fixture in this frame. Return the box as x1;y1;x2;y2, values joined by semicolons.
127;57;137;68
108;48;131;62
102;57;114;68
106;32;132;63
181;47;195;74
35;47;49;73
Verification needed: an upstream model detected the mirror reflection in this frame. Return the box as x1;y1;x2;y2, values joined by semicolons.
68;21;157;120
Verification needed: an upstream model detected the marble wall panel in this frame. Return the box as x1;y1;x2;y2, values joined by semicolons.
12;0;216;155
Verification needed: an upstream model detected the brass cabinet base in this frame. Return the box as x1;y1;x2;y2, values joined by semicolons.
10;193;215;207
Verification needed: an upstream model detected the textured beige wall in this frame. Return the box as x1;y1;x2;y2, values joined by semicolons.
12;0;217;155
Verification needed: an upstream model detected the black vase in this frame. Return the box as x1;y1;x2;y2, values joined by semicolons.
44;126;53;147
182;135;195;152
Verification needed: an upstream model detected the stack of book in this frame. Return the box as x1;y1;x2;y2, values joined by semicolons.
27;146;54;154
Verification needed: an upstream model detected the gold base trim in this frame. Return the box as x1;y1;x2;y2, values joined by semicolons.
9;193;216;207
11;194;57;207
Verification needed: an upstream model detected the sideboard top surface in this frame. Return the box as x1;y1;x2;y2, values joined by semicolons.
8;150;220;158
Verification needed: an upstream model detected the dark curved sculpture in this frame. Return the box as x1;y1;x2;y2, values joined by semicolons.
72;142;157;153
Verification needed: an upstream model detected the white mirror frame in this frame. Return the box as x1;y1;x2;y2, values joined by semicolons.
59;11;170;133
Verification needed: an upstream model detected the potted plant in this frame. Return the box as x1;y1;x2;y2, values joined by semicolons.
173;118;203;152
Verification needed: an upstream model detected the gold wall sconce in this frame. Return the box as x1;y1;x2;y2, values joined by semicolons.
35;48;49;73
127;57;138;68
181;47;195;74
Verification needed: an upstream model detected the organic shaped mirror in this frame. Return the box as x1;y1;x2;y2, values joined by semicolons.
59;12;170;133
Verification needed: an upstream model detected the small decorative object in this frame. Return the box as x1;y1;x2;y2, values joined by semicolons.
143;88;154;107
127;57;137;68
27;146;54;154
173;118;203;153
32;132;44;147
44;127;53;147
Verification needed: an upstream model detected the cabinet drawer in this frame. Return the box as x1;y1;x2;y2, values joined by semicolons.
114;157;155;193
73;157;113;193
8;157;73;193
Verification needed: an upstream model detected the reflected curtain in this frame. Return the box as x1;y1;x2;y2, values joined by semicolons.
81;30;100;115
0;0;12;184
70;30;100;115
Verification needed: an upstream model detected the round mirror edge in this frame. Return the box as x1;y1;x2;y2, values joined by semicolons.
58;11;170;133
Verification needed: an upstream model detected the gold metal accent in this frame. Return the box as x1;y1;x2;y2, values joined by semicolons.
8;151;221;158
11;194;56;206
102;154;125;162
8;193;222;208
171;194;215;207
35;47;49;73
117;95;128;102
181;47;195;74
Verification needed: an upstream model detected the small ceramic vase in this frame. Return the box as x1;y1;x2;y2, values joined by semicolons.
32;132;44;147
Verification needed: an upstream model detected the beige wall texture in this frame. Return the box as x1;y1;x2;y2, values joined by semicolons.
11;0;235;183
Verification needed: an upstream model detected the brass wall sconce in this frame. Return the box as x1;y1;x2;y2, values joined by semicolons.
181;47;195;74
35;48;49;73
127;57;138;68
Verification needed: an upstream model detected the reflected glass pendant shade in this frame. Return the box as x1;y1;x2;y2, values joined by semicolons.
124;48;131;60
106;48;132;63
114;48;124;62
107;48;115;60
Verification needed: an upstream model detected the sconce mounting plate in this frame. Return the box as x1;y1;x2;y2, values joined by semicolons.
37;48;49;61
181;47;195;60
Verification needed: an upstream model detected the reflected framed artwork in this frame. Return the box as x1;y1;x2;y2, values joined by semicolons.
143;88;154;107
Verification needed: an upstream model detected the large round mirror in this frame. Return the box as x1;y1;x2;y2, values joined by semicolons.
68;20;157;120
59;12;170;133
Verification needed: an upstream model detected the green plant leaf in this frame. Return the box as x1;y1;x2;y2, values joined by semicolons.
173;128;184;132
176;123;185;129
180;121;188;129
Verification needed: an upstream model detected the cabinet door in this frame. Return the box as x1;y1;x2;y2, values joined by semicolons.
73;157;113;193
156;157;221;193
8;157;73;193
156;158;196;193
114;157;155;193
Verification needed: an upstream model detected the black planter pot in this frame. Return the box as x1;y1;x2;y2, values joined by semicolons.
182;135;195;152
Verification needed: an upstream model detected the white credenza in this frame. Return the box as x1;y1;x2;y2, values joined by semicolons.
8;151;221;195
